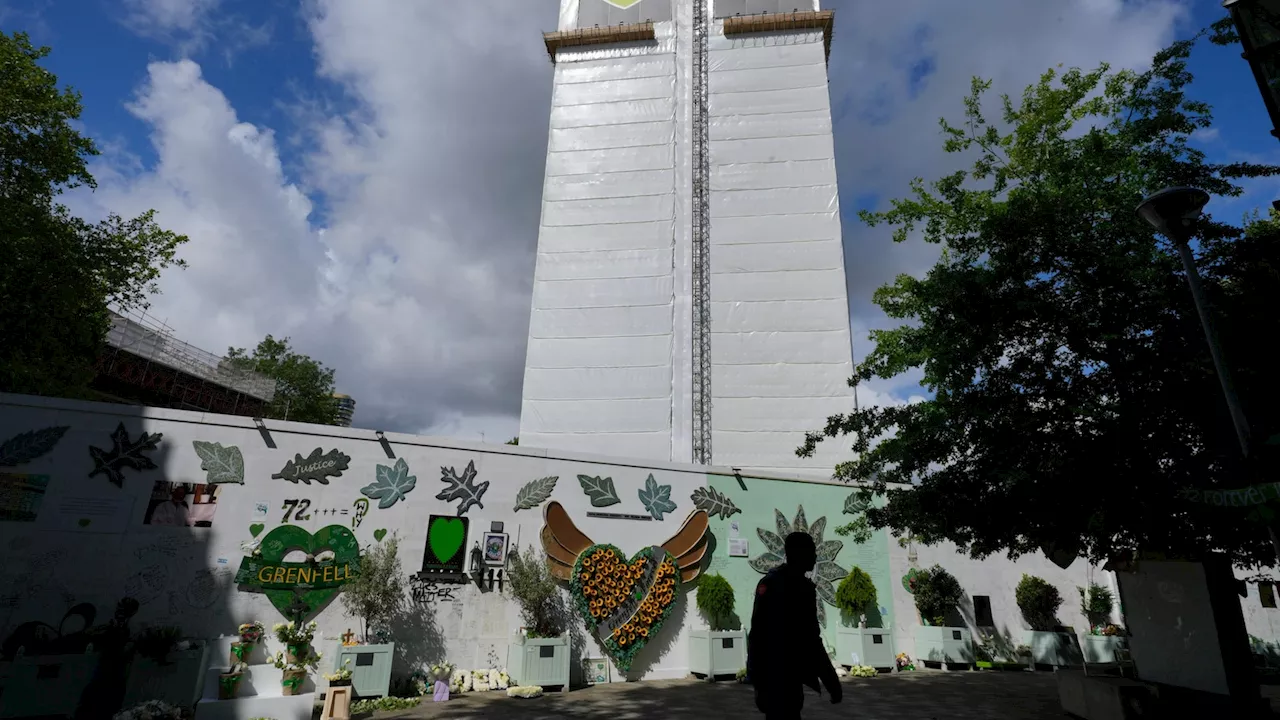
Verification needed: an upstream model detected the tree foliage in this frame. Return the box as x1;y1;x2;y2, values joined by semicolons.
799;34;1280;568
912;565;964;627
1;31;188;398
1015;575;1062;632
341;533;407;642
695;573;735;630
224;335;340;425
834;566;877;619
506;545;569;638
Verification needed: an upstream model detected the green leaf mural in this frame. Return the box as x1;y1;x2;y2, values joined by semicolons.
192;441;245;485
437;460;488;516
637;474;676;521
577;474;621;507
361;458;417;509
514;476;558;511
0;427;69;466
749;507;848;626
88;423;163;488
691;486;741;519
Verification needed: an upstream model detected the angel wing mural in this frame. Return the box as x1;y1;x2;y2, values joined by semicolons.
539;500;709;672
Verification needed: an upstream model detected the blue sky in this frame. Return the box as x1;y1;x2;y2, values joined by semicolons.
1;0;1276;443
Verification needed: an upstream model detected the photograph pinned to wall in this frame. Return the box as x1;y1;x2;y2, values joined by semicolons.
482;531;509;567
0;473;49;522
142;480;220;528
419;514;470;579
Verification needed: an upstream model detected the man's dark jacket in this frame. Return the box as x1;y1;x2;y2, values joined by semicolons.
747;565;840;712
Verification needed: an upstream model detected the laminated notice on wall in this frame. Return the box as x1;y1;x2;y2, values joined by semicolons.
728;538;749;557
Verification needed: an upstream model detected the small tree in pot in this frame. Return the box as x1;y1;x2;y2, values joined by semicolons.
1078;582;1113;629
1016;575;1062;632
341;534;407;644
835;567;877;627
913;565;963;627
695;574;735;631
507;546;567;638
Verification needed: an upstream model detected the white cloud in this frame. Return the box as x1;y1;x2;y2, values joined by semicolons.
71;0;1192;440
119;0;269;60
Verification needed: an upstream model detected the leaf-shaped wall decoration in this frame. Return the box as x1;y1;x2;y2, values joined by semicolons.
437;460;488;516
0;427;69;467
637;474;676;521
514;476;558;511
690;486;741;519
191;441;245;484
844;490;869;515
577;474;621;507
362;458;417;509
749;506;847;626
88;423;163;488
270;447;351;485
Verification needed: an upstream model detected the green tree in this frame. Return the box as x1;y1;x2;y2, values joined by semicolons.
799;35;1280;568
340;533;407;642
506;437;519;445
0;31;188;398
225;335;340;425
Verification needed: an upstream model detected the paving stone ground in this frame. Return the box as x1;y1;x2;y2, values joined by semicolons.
363;670;1080;720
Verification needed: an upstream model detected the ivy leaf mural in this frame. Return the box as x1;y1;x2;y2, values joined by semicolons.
271;448;351;485
88;423;163;488
844;490;870;515
437;460;488;516
637;474;677;521
690;486;741;519
749;506;847;626
0;426;69;466
191;441;245;485
577;474;621;508
514;476;558;511
361;458;417;509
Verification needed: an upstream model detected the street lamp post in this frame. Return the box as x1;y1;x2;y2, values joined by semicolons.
1137;187;1280;563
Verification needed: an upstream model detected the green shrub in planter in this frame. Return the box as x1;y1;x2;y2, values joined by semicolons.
1078;583;1113;627
913;565;964;626
695;573;735;631
835;567;877;624
1016;575;1062;631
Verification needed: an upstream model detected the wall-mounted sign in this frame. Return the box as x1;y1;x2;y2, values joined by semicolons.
271;447;352;485
728;538;749;557
234;557;359;590
418;515;469;580
236;524;361;619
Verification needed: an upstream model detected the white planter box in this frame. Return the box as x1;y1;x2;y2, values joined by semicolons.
1025;631;1082;667
1081;635;1127;664
913;626;973;669
336;643;394;698
507;633;570;689
123;646;210;709
0;652;100;718
835;628;896;670
194;661;314;720
688;630;746;679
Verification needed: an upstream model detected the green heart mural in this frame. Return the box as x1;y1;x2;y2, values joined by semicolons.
250;523;264;538
569;544;679;673
234;524;361;619
418;515;469;575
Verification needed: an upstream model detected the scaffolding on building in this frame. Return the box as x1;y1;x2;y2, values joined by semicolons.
92;308;277;417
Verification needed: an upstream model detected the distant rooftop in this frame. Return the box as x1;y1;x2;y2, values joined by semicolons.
105;309;277;403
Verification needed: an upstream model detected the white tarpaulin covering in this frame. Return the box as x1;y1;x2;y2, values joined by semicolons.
707;23;855;477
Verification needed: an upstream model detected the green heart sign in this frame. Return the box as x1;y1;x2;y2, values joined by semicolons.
373;528;387;542
250;523;264;538
234;524;361;619
428;517;466;565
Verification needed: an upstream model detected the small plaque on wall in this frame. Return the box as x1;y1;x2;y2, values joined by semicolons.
728;538;749;557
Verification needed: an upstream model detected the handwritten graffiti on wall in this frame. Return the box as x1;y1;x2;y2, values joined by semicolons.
410;577;460;604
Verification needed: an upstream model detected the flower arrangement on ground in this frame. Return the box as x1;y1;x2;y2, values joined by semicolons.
470;669;490;693
273;621;318;662
350;697;421;714
112;700;188;720
895;653;915;672
324;658;353;686
507;685;543;699
735;667;748;684
428;663;455;684
850;665;878;678
1089;624;1126;637
231;621;264;664
449;668;472;693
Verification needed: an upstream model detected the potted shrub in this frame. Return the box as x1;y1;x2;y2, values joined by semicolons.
834;567;895;670
273;648;321;696
338;534;406;698
911;565;972;669
1016;574;1081;667
123;628;209;708
273;621;319;664
324;658;353;687
1078;583;1126;662
218;662;248;700
688;573;746;680
505;545;570;690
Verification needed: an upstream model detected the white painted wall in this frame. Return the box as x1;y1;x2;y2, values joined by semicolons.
0;393;716;681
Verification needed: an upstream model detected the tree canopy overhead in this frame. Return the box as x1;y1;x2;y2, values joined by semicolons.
0;31;188;398
800;35;1280;568
225;335;341;426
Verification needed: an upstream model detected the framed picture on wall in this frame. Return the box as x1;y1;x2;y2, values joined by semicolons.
482;531;508;567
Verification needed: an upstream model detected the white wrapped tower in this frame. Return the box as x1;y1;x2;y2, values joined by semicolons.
520;0;854;478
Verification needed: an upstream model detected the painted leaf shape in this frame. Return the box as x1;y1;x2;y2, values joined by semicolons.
437;460;489;516
809;516;827;543
362;458;417;509
749;553;783;574
816;540;842;562
88;423;163;488
774;509;790;540
844;491;869;515
757;528;783;554
637;474;677;521
0;426;69;466
191;441;245;485
815;559;847;584
793;506;809;534
690;486;741;519
577;474;621;507
514;476;558;511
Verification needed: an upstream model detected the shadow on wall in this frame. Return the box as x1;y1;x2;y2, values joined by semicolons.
0;412;237;719
619;585;691;682
391;596;447;675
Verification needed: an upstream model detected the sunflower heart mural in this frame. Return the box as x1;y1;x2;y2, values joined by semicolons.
540;501;709;673
749;506;847;626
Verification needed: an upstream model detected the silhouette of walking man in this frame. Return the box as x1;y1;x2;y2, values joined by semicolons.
748;531;842;719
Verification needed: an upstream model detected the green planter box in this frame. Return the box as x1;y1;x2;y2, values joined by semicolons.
1025;631;1082;667
688;630;746;679
835;628;896;670
1081;635;1127;664
507;634;570;689
913;626;973;669
0;652;100;718
337;643;394;698
123;646;209;709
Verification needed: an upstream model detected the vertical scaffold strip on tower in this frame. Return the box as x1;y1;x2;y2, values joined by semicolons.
691;0;713;465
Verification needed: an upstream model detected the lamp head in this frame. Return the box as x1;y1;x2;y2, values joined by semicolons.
1136;187;1210;243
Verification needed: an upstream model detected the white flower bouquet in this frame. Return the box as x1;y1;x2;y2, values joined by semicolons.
507;685;543;699
449;668;472;693
471;669;490;692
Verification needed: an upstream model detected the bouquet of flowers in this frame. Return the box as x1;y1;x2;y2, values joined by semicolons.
507;685;543;699
238;622;265;645
273;621;318;645
493;669;510;690
429;663;455;683
895;653;915;672
850;665;878;678
470;669;490;692
1092;623;1126;637
324;659;353;685
449;668;472;693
